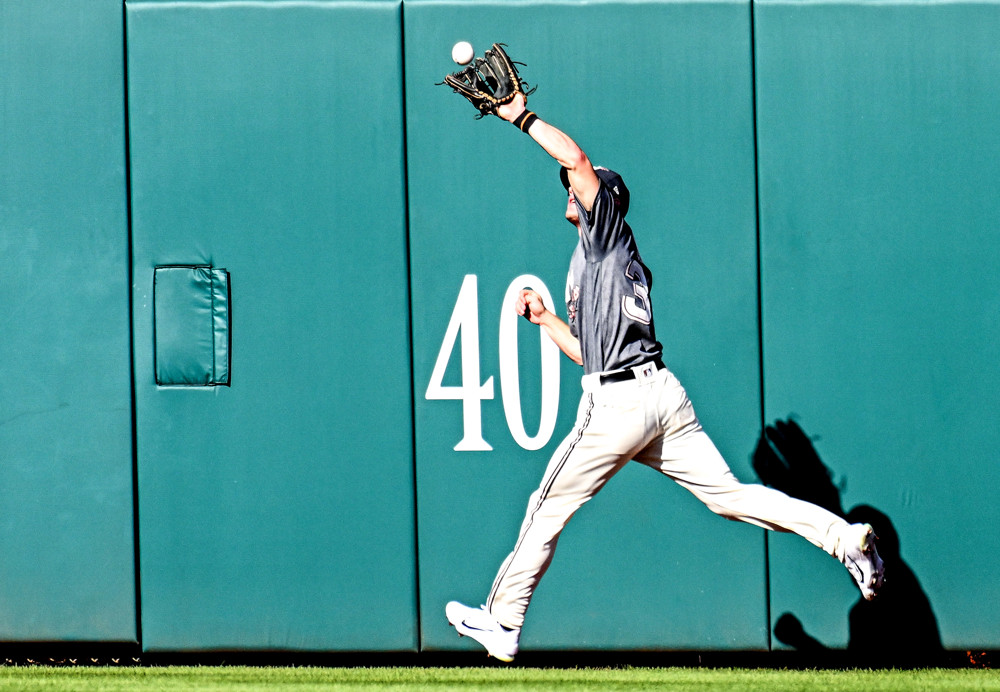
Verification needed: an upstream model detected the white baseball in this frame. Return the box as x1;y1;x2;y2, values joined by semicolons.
451;41;475;66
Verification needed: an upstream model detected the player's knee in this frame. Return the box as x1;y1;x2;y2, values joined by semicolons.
705;501;740;520
694;483;750;519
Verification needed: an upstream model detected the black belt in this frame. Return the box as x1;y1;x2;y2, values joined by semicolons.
599;359;665;385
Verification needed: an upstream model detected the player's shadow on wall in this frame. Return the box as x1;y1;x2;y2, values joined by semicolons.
753;419;944;667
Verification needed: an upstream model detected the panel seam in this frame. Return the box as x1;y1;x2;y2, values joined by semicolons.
749;0;773;653
122;0;144;651
398;0;422;654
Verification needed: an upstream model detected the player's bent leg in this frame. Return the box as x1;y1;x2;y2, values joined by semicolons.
682;465;885;599
639;426;885;599
638;426;842;549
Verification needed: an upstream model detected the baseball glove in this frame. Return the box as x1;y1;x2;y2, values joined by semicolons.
443;43;536;118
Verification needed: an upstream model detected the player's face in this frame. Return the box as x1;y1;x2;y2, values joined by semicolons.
565;188;580;226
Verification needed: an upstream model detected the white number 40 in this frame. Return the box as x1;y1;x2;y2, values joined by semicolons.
425;274;561;452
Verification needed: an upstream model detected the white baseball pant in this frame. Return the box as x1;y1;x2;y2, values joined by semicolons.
485;362;850;630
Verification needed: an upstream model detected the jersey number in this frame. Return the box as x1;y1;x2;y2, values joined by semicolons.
425;274;560;452
621;259;652;324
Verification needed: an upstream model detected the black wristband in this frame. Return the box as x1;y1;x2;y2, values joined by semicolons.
511;110;538;133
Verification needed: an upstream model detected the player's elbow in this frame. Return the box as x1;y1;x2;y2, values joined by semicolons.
562;147;590;175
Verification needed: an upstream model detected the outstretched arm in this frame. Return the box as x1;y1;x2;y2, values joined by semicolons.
515;289;582;366
497;94;601;213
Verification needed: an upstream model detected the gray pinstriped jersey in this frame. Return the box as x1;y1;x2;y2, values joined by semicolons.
565;182;663;375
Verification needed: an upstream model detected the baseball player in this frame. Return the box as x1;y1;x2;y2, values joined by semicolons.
442;45;885;662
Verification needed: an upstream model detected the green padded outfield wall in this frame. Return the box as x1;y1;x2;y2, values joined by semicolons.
0;0;137;641
126;0;416;650
755;0;1000;651
4;0;1000;655
406;0;766;652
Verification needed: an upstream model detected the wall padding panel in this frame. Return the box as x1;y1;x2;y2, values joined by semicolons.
406;0;765;652
0;0;136;641
756;0;1000;653
126;0;416;651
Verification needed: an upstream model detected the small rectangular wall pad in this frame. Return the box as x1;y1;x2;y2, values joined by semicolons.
153;266;230;386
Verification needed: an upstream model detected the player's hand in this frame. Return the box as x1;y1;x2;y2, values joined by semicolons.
496;92;526;123
516;288;546;324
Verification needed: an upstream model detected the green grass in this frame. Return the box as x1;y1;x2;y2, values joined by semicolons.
0;667;999;691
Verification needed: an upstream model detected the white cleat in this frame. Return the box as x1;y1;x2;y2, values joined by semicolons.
445;601;520;662
838;523;885;601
